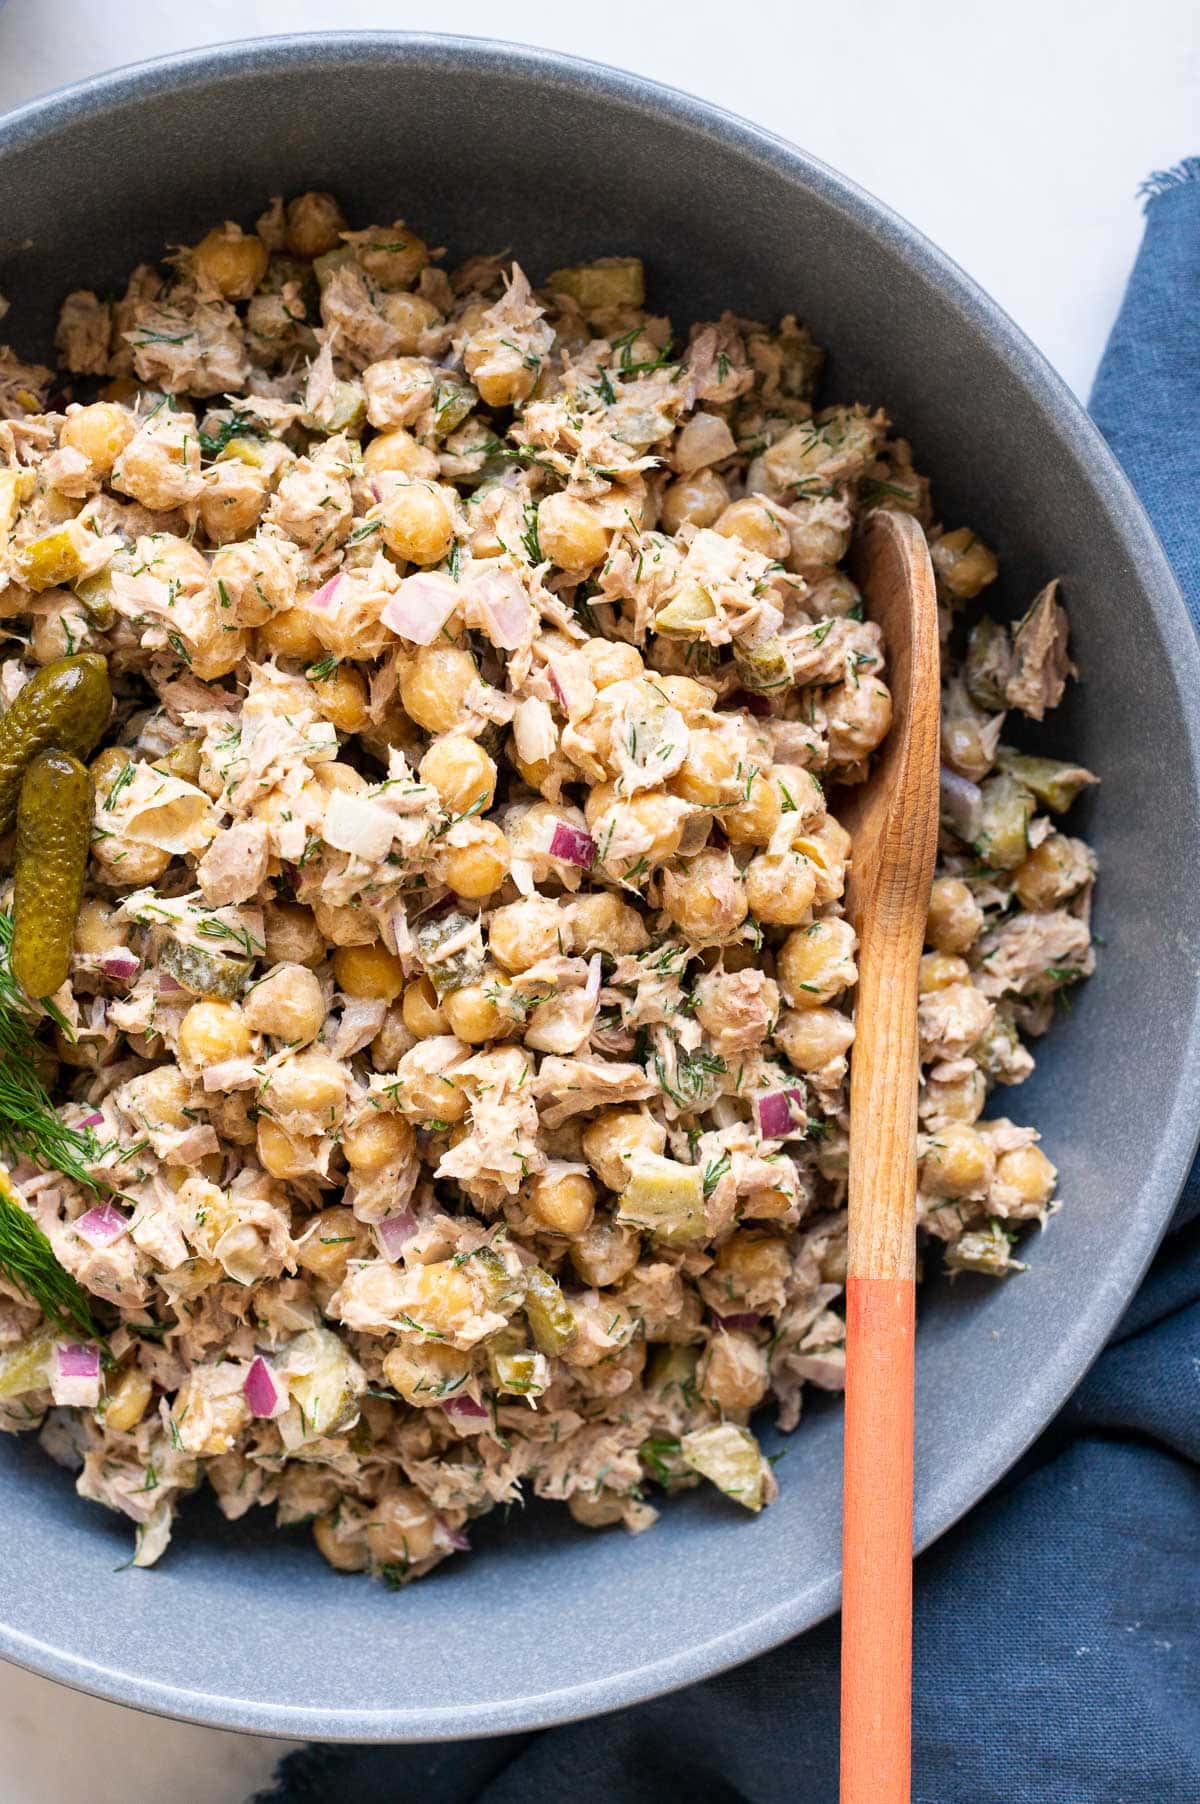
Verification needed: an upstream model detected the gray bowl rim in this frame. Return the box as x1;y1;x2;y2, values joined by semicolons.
1;27;1199;1744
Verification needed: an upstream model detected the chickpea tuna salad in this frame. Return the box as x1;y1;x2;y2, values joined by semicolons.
0;193;1098;1580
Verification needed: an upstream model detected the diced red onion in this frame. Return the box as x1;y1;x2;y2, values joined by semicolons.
244;1355;288;1419
380;572;459;644
443;1524;471;1552
939;766;983;843
98;948;141;981
375;1208;418;1263
57;1342;100;1379
583;952;603;1008
549;822;595;868
757;1089;805;1138
157;971;184;994
75;1201;129;1248
713;1311;763;1332
307;572;343;613
79;1111;105;1129
442;1395;489;1421
470;570;531;650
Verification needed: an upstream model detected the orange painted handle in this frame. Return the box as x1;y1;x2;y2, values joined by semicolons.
840;1275;915;1804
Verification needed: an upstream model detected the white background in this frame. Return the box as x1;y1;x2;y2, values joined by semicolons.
0;1;1195;1798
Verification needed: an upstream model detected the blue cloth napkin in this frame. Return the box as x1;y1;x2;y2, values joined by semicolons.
261;166;1200;1804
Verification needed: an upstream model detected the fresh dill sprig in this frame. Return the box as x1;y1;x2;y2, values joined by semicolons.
0;913;106;1338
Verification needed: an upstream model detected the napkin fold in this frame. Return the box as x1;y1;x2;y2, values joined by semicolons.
262;166;1200;1804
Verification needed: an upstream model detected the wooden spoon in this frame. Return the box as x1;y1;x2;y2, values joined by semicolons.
837;509;941;1804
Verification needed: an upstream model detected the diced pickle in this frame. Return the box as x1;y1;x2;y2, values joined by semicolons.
303;377;365;437
617;1154;706;1246
278;1326;367;1449
547;257;646;312
12;748;91;998
973;773;1034;871
0;654;112;833
964;616;1013;711
416;911;485;997
0;1328;55;1400
14;526;89;594
160;934;252;1000
218;436;272;469
680;1421;771;1513
993;748;1097;814
73;570;117;629
523;1266;576;1356
734;636;790;693
944;1222;1024;1278
488;1347;550;1396
432;378;477;437
645;1342;699;1395
154;736;204;784
654;584;716;637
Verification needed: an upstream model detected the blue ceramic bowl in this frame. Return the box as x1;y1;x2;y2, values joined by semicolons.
0;32;1197;1743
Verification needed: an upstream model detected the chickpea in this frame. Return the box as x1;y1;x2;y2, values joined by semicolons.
419;735;496;815
269;1048;347;1120
825;677;893;764
399;644;479;734
243;964;326;1045
592;791;686;876
652;674;717;721
363;427;439;481
745;850;818;925
104;1364;153;1434
256;1118;321;1181
489;896;563;973
807;571;863;619
697;1330;769;1413
926;875;985;954
392;1061;469;1125
662;848;748;945
382;1339;473;1406
443;982;507;1044
366;1485;438;1566
380;481;457;566
285;190;348;259
74;897;125;957
660;468;730;535
930;527;998;600
567;891;649;956
1013;835;1091;912
309;663;370;734
569;1215;642;1287
537;491;608;573
93;835;173;887
580;637;644;689
255;607;325;663
774;1006;854;1072
777;917;858;1008
60;402;135;477
670;728;739;807
358;227;429;289
401;976;447;1037
714;496;791;561
313;1513;369;1573
379;291;442;348
179;1000;251;1066
440;821;510;899
581;1109;666;1191
922;1067;987;1127
342;1110;415;1172
993;1143;1056;1213
721;768;782;847
919;952;970;994
263;902;325;968
314;762;368;801
192;223;269;299
312;900;378;947
371;1003;415;1071
710;1230;790;1307
199;462;268;546
333;943;406;1004
526;1167;596;1238
921;1122;994;1199
296;1205;371;1285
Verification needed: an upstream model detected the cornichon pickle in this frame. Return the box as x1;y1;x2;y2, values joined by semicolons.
12;748;92;999
0;655;111;833
993;747;1098;814
973;772;1035;872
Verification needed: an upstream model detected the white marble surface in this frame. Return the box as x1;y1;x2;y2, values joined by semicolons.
0;1;1194;1798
